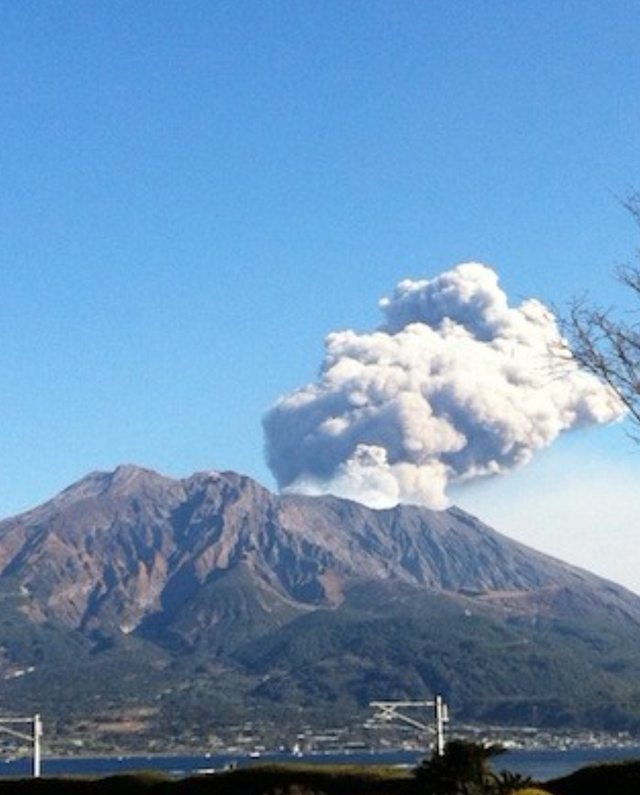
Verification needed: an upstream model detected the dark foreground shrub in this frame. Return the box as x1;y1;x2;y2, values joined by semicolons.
546;758;640;795
0;770;172;795
170;763;414;795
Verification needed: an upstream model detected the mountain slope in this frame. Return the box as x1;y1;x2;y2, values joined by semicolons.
1;464;640;748
1;465;633;637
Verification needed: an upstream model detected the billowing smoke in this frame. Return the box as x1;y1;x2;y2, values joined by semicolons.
263;263;624;509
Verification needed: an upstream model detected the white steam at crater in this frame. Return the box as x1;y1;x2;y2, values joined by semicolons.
263;263;623;509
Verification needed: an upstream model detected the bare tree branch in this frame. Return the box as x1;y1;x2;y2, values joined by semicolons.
560;196;640;440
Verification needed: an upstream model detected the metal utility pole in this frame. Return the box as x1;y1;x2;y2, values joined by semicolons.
0;715;43;777
368;697;449;756
433;695;447;757
33;714;43;778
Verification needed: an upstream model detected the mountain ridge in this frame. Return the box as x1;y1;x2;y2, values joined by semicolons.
2;464;640;748
2;463;634;634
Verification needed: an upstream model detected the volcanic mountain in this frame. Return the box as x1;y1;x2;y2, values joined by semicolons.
2;465;640;749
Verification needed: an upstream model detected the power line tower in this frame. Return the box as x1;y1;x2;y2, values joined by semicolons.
0;715;43;777
368;697;449;756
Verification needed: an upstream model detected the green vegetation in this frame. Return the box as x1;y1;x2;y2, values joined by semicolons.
0;763;416;795
235;587;640;731
6;578;640;749
414;740;534;795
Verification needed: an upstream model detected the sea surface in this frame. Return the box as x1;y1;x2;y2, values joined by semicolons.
2;746;640;782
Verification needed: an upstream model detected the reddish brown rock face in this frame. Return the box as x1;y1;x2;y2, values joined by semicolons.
1;464;636;647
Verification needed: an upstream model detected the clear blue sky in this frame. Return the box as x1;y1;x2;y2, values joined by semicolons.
2;2;640;588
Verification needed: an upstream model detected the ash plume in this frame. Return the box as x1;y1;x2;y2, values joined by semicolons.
263;263;623;509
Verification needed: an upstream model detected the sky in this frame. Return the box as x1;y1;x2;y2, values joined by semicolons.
1;1;640;591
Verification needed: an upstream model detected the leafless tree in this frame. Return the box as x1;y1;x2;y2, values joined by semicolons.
562;195;640;434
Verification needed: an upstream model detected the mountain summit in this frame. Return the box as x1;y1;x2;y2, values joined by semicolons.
2;465;640;749
3;464;635;637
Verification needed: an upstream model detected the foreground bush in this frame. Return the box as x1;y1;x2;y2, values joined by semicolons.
0;763;414;795
545;758;640;795
414;740;535;795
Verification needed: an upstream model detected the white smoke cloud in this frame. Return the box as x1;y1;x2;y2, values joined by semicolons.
263;263;624;509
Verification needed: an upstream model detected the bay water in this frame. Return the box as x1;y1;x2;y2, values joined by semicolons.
2;746;640;782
